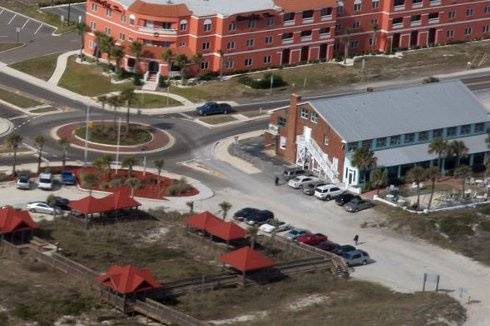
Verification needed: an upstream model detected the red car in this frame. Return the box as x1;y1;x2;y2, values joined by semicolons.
296;233;328;246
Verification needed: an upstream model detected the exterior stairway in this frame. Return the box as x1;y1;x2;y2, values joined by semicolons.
143;72;159;91
296;135;340;183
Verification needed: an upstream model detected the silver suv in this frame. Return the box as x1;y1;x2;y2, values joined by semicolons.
314;184;344;200
343;249;370;266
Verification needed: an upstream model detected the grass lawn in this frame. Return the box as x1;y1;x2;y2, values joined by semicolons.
0;87;42;108
198;115;237;125
0;43;22;52
175;272;465;325
241;110;269;118
131;93;182;108
59;56;132;96
74;123;152;145
30;106;58;114
10;53;60;81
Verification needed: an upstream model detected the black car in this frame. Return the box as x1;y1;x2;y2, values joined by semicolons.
246;210;274;225
344;198;375;213
49;196;71;211
335;193;361;206
333;244;357;256
315;240;339;252
233;207;260;221
196;102;232;116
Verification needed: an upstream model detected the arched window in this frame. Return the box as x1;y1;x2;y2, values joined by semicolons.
180;19;188;31
203;18;212;32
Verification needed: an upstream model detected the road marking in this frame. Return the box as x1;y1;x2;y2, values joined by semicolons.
178;112;194;119
7;14;16;25
0;9;4;15
9;115;29;121
34;23;44;35
21;18;30;30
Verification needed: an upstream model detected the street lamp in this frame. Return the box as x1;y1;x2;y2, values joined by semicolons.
141;146;148;176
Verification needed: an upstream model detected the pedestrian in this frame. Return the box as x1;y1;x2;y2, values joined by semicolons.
274;176;279;186
353;234;359;246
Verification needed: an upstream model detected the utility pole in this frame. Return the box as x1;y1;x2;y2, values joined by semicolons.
83;105;90;166
67;0;72;24
115;117;122;174
142;146;148;176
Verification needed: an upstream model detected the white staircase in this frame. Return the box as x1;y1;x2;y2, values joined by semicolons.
143;72;159;91
296;135;340;183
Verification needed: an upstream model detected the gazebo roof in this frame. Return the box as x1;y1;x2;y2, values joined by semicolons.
0;206;38;234
184;211;223;231
106;188;141;210
96;265;161;294
218;246;275;273
207;221;247;241
69;196;113;215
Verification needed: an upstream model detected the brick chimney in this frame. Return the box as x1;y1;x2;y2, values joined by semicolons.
285;93;301;162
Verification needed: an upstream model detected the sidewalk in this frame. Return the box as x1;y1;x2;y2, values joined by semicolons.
48;50;78;85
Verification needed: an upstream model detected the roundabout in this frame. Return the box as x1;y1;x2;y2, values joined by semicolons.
52;121;174;154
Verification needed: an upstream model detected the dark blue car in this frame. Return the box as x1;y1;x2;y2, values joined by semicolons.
196;102;232;116
61;171;76;185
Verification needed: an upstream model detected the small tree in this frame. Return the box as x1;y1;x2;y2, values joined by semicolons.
425;166;440;210
248;224;259;249
154;159;164;186
108;95;123;131
122;155;138;177
97;95;108;110
6;133;23;176
175;54;190;84
340;29;352;64
161;49;175;85
370;168;387;195
186;201;194;213
34;135;46;174
218;201;232;220
120;87;136;131
99;154;114;178
125;177;142;197
81;172;98;195
406;166;426;210
192;52;203;75
129;41;143;72
428;137;448;174
448;140;468;168
454;165;472;198
76;22;90;59
351;146;377;183
58;137;70;170
217;49;225;80
111;46;125;73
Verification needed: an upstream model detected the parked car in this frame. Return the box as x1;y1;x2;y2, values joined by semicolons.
342;249;370;266
296;233;328;246
283;166;307;181
302;181;328;196
282;228;308;240
332;245;357;256
27;201;59;215
38;172;53;190
314;184;344;200
335;193;361;206
246;210;274;225
344;198;374;213
16;175;31;190
61;171;76;185
288;176;319;189
50;196;71;211
196;102;232;116
259;220;291;233
233;207;259;221
315;240;339;252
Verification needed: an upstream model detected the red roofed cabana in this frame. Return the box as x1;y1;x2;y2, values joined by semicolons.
69;195;113;215
219;246;275;278
96;265;161;296
184;211;223;232
207;221;247;243
0;206;38;244
105;188;141;210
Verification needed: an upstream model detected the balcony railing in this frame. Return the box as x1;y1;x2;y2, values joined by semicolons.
139;26;177;35
321;15;332;21
319;33;330;39
300;35;312;41
302;17;314;24
283;20;295;26
428;18;439;24
392;22;403;29
410;20;421;27
394;5;405;11
430;0;441;5
282;38;294;44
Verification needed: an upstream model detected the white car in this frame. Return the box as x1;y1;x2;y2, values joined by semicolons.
27;201;58;215
259;223;276;233
314;184;344;200
38;173;53;190
16;176;31;190
288;176;319;189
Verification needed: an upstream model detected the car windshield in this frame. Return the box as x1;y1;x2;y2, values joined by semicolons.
19;177;29;182
63;172;73;177
40;178;51;183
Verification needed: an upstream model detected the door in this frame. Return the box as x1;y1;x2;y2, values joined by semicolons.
410;30;418;48
300;46;309;62
428;28;436;46
303;126;312;140
319;44;328;61
148;61;159;73
281;48;290;65
391;33;400;51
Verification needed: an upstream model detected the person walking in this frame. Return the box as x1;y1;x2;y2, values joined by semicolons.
353;234;359;246
274;176;279;186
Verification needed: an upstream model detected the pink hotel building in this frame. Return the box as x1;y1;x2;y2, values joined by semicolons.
83;0;490;77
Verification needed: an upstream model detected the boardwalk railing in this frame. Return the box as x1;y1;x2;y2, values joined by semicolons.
133;299;207;326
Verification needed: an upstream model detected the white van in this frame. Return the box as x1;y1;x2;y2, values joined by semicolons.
314;184;343;200
38;172;53;190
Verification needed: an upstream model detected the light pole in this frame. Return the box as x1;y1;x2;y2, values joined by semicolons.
141;146;148;176
115;117;122;174
83;105;90;166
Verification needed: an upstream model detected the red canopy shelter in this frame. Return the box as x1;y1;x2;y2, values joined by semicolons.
69;196;113;215
184;211;223;231
105;188;141;210
96;265;161;295
218;246;275;273
0;206;38;235
207;221;247;241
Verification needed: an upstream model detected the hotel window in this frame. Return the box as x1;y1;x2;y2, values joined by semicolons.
264;55;272;64
474;123;485;133
104;27;111;35
203;19;212;32
448;10;456;19
278;117;287;127
352;21;360;29
284;12;295;22
302;10;314;20
466;8;474;17
319;27;330;36
394;0;404;6
178;41;186;47
244;58;253;67
362;139;372;148
447;30;454;38
311;112;318;123
404;133;415;143
228;22;236;31
376;137;387;148
225;60;234;69
320;7;333;17
353;0;362;12
418;131;429;142
120;15;126;23
201;42;210;50
180;20;188;31
350;40;359;49
300;108;309;119
432;129;443;138
279;136;287;149
106;8;112;17
460;124;471;135
246;39;255;48
248;19;257;28
129;16;135;25
265;35;273;44
347;142;359;152
372;0;380;9
91;3;97;11
390;135;401;146
485;6;490;14
200;61;209;69
464;27;472;36
446;127;457;137
119;33;125;40
90;21;96;30
484;25;490;33
282;32;293;40
267;17;274;26
226;41;236;49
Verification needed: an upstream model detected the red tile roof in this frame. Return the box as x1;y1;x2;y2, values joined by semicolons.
105;187;141;210
0;206;38;234
69;196;113;215
184;211;223;231
128;0;191;18
274;0;336;11
218;246;275;272
96;265;161;294
207;221;247;241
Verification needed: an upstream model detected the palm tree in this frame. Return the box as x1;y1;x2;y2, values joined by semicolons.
175;54;189;84
192;52;204;76
370;168;387;195
111;46;125;73
370;23;379;52
351;146;377;184
92;156;107;178
454;165;472;198
340;29;352;64
108;95;122;131
58;137;70;170
428;137;447;174
122;155;138;177
161;49;175;85
248;224;259;249
34;135;46;174
94;31;106;61
81;172;98;195
217;49;225;80
76;22;90;59
218;201;232;220
425;166;440;210
102;36;115;65
120;87;136;130
129;41;143;72
6;133;23;176
154;159;164;186
125;177;142;197
406;166;426;210
94;154;113;178
448;140;468;168
186;201;194;213
97;95;108;110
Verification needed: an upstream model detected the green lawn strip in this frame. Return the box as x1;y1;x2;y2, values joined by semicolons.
198;115;237;125
0;43;23;52
74;123;152;145
0;88;42;108
30;107;58;114
131;93;182;108
169;86;214;103
10;53;60;81
240;110;269;118
59;57;131;96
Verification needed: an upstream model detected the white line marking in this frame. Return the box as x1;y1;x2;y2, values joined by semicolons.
9;115;29;121
8;14;17;25
21;18;30;29
0;9;4;15
34;23;43;35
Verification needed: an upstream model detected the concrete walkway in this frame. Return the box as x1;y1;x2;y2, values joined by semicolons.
0;117;14;137
48;50;78;85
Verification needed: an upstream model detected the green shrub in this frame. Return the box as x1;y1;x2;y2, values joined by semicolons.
133;74;143;86
166;178;192;196
198;71;219;81
479;205;490;215
480;220;490;232
238;73;287;89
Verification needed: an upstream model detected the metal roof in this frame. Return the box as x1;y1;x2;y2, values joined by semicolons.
308;80;489;143
374;133;488;167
